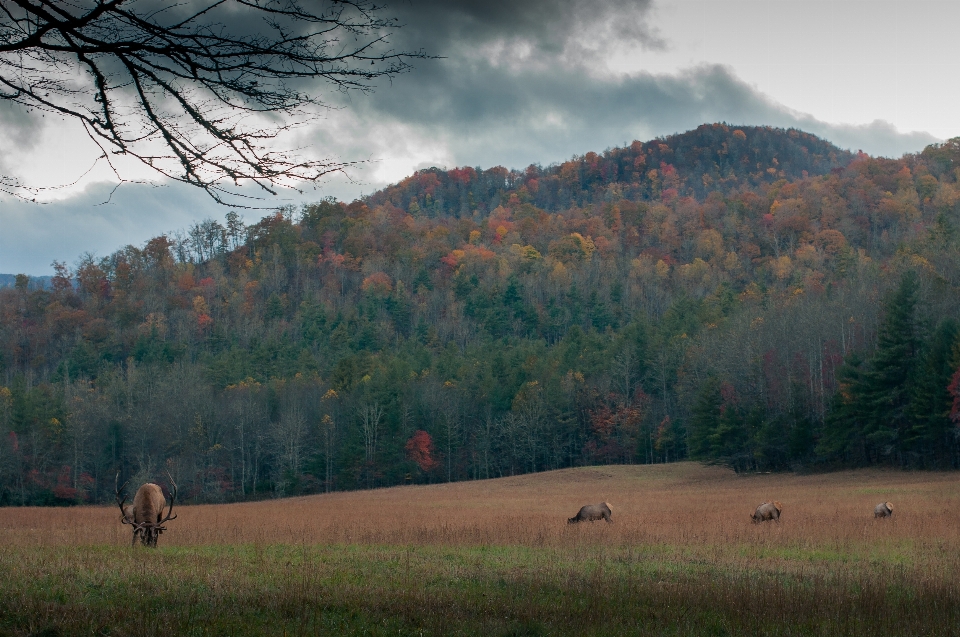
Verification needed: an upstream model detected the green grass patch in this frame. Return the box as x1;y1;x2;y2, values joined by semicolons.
0;543;957;636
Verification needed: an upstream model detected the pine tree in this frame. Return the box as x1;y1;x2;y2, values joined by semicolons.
858;270;921;464
905;318;960;467
818;353;870;464
688;377;721;460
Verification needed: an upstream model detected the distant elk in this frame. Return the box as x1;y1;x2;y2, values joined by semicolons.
115;473;178;547
751;501;782;523
874;502;894;519
568;502;613;524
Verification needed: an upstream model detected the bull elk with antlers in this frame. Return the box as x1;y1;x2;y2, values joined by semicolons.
115;473;178;547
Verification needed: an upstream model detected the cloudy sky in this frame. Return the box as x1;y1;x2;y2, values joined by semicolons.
2;0;958;274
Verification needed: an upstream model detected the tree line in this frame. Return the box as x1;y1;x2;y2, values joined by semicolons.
2;126;959;505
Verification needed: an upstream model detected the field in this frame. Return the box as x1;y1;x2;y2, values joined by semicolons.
1;463;959;636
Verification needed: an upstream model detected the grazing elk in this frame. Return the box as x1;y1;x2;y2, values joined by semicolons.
874;502;894;519
751;501;782;523
568;502;613;524
116;473;178;547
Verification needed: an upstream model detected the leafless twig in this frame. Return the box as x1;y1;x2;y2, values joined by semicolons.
0;0;425;205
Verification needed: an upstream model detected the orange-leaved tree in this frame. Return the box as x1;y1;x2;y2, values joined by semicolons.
405;430;439;473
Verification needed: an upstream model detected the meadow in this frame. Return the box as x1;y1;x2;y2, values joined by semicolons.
1;463;959;636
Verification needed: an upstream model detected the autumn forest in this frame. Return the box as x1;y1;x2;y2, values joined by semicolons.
2;124;960;506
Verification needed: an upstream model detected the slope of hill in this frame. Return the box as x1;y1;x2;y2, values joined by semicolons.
368;124;854;217
0;126;959;506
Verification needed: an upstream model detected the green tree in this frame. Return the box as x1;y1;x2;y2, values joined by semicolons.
905;318;960;467
859;271;921;464
819;271;922;465
688;376;722;461
818;353;869;464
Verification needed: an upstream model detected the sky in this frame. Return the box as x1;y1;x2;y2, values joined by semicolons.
2;0;958;275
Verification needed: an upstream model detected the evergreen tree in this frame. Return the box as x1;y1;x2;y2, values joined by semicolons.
905;318;960;467
860;271;921;464
819;271;922;466
818;353;870;465
688;376;722;460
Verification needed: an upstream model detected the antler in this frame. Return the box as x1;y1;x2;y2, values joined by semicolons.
115;472;132;525
158;471;178;525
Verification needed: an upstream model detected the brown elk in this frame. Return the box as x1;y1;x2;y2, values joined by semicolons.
874;502;894;519
751;501;782;523
567;502;614;524
115;473;177;547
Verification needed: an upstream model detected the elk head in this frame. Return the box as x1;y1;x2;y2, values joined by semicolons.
115;472;178;547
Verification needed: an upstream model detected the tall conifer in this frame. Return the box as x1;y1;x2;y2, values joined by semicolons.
859;271;921;464
906;318;960;466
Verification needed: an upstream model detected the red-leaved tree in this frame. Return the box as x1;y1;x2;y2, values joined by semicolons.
405;430;439;472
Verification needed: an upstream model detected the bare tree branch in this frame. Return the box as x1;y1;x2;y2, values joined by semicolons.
0;0;425;205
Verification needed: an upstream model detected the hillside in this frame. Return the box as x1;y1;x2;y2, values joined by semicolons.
1;126;959;506
368;124;853;216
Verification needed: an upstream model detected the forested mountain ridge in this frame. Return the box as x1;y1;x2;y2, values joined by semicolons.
2;125;959;506
368;124;854;216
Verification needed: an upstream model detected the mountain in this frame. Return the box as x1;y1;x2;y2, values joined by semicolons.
0;274;51;289
368;124;854;217
1;126;958;506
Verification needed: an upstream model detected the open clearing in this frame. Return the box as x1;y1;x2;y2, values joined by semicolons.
2;463;959;635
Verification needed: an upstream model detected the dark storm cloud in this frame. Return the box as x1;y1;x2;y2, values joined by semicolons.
387;0;663;53
345;0;668;139
343;56;935;174
355;62;785;166
319;0;936;173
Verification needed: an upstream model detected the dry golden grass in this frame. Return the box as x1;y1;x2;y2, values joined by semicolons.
3;463;959;557
2;463;960;636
